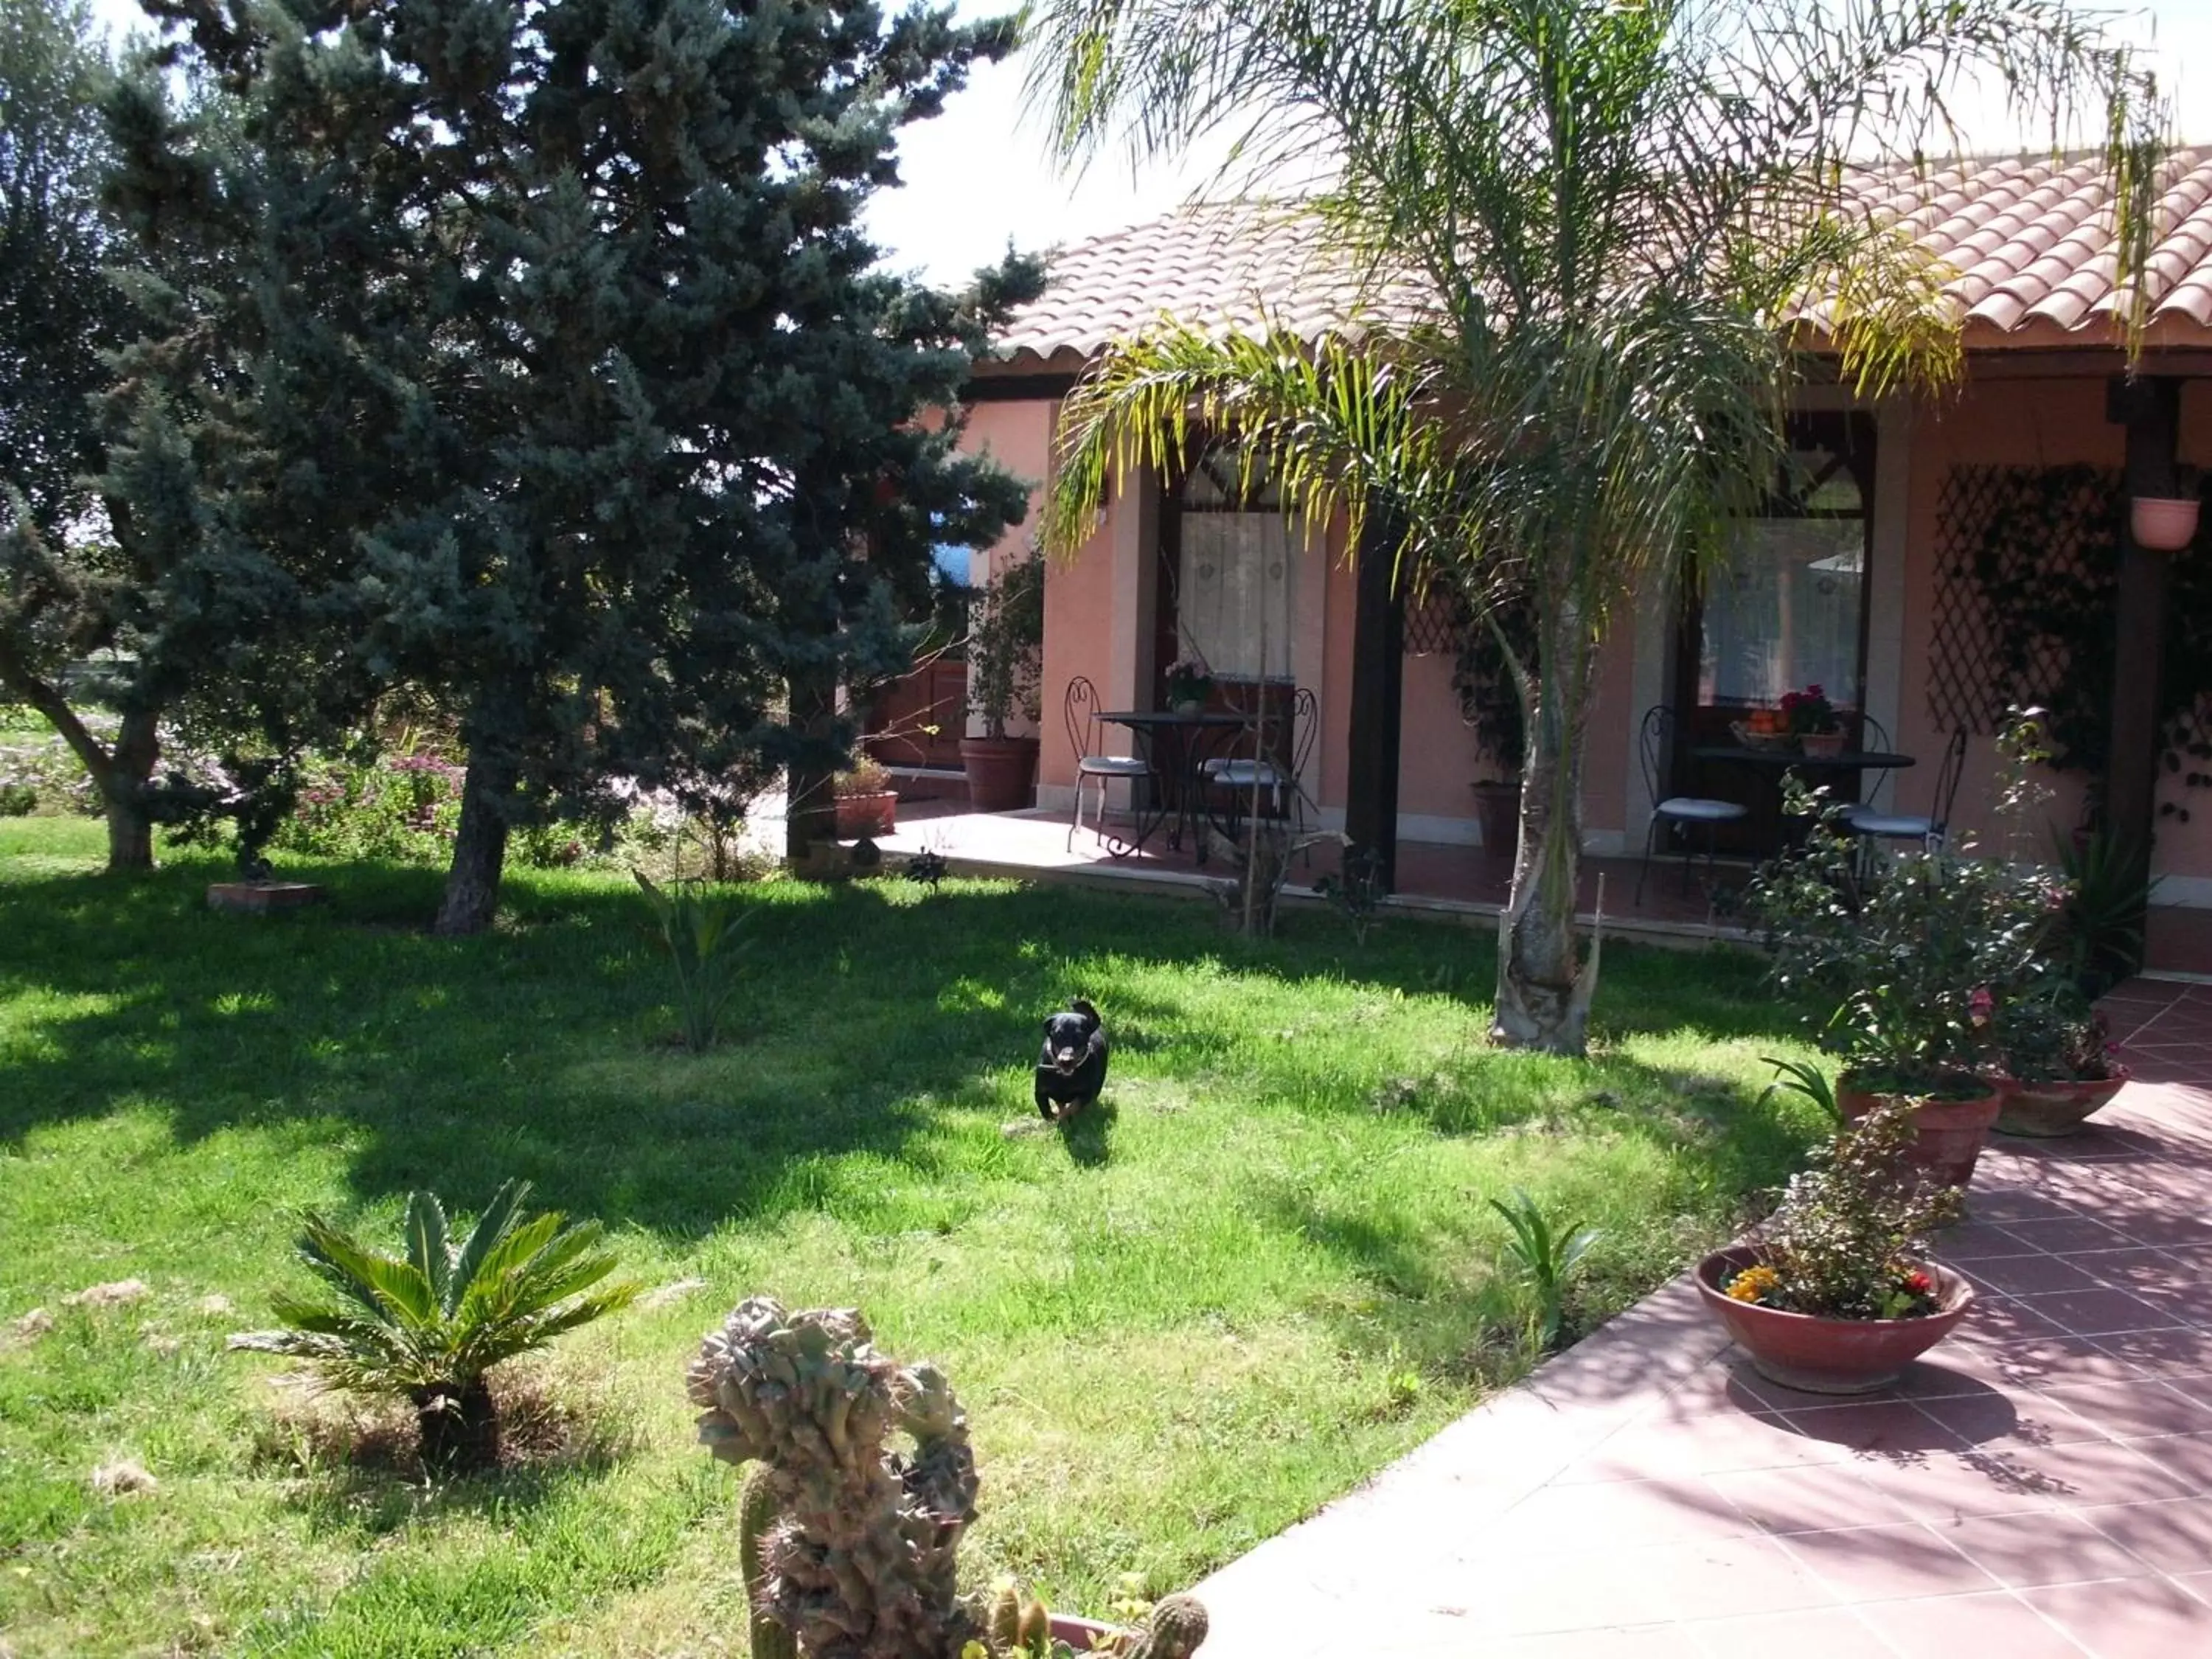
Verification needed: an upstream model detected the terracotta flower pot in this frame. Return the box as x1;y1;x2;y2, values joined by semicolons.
833;791;896;838
1049;1615;1121;1652
2130;494;2200;552
1798;730;1846;759
1695;1245;1975;1395
1994;1075;2129;1138
1837;1076;2004;1189
959;736;1039;813
1470;779;1520;855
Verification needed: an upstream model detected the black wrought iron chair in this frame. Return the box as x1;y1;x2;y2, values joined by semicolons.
1846;726;1967;858
1203;685;1319;839
1637;706;1748;903
1063;675;1150;851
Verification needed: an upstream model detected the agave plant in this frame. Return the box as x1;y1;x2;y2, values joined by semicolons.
635;870;751;1052
1488;1187;1601;1352
230;1182;641;1472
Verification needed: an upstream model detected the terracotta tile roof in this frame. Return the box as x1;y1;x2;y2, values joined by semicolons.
988;147;2212;366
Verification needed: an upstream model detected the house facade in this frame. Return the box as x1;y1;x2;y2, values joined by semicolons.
953;150;2212;905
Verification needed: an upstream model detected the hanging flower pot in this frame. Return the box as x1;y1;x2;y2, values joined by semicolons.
2130;495;2200;552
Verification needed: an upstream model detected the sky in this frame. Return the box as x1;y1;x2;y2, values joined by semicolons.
88;0;2212;287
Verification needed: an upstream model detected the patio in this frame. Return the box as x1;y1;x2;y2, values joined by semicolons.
1182;985;2212;1657
877;795;2212;975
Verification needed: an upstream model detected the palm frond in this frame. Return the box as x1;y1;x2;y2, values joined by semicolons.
405;1189;454;1313
448;1178;530;1301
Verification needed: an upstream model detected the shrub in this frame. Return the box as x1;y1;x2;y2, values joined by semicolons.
1725;1096;1963;1321
1746;779;2066;1091
273;752;466;863
0;726;100;816
229;1182;640;1474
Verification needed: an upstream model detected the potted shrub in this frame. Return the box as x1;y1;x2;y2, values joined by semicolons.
1747;775;2064;1187
960;542;1045;812
1453;585;1532;855
832;758;897;838
1697;1094;1971;1394
1781;684;1846;758
1995;987;2130;1138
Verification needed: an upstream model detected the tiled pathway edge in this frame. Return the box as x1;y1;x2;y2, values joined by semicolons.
1193;987;2212;1658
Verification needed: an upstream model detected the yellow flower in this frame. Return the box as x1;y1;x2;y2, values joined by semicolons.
1725;1265;1781;1304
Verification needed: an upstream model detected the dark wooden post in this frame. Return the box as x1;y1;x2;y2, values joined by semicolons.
2104;375;2183;903
1344;515;1405;889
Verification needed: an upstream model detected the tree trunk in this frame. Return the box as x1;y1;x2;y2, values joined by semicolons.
1492;593;1602;1055
784;668;838;868
434;756;512;936
100;709;161;874
0;658;161;873
412;1377;501;1474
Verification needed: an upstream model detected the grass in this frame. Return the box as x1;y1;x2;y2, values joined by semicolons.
0;815;1827;1657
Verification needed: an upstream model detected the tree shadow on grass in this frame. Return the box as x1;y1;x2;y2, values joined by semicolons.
0;847;1823;1249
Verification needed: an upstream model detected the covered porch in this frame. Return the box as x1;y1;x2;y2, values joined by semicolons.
873;797;2212;977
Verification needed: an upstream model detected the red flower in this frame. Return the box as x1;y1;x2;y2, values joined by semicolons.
1904;1269;1933;1295
1968;986;1995;1027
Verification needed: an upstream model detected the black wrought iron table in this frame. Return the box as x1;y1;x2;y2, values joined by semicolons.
1096;710;1256;862
1689;745;1916;854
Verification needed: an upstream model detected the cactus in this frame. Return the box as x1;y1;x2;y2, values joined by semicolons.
689;1295;1206;1659
739;1461;796;1659
982;1579;1028;1652
1122;1596;1209;1659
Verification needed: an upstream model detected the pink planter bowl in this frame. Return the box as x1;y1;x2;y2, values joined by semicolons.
1696;1245;1975;1396
1994;1076;2128;1138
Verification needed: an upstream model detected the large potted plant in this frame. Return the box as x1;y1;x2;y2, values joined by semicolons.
1697;1094;1971;1394
960;542;1045;812
1453;584;1534;857
1994;986;2130;1138
832;758;897;838
1747;776;2062;1187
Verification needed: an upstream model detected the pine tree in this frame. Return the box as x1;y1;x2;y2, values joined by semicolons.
0;0;159;869
3;0;341;871
112;0;1040;931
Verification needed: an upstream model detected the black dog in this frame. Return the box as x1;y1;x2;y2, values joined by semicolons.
1034;998;1107;1120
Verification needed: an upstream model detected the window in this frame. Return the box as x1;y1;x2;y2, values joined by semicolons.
1697;439;1869;714
1173;450;1296;682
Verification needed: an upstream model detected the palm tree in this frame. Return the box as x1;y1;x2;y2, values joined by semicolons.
1028;0;2166;1054
231;1182;641;1472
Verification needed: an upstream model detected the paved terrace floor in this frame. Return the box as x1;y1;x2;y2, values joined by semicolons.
876;799;2212;976
1178;984;2212;1658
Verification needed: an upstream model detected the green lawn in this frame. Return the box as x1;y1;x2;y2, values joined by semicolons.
0;815;1823;1657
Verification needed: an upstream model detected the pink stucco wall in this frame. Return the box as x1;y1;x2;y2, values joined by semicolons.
958;369;2212;875
1897;375;2212;883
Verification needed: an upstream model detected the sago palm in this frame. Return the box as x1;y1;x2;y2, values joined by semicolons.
1027;0;2168;1054
230;1181;641;1472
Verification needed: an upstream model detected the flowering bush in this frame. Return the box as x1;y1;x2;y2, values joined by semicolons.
274;753;467;863
1747;782;2068;1091
1999;986;2127;1085
1779;684;1840;737
1725;1094;1962;1320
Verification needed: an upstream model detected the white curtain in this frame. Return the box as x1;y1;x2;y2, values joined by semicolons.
1179;512;1297;680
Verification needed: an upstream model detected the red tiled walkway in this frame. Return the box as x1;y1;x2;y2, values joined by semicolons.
1191;992;2212;1657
